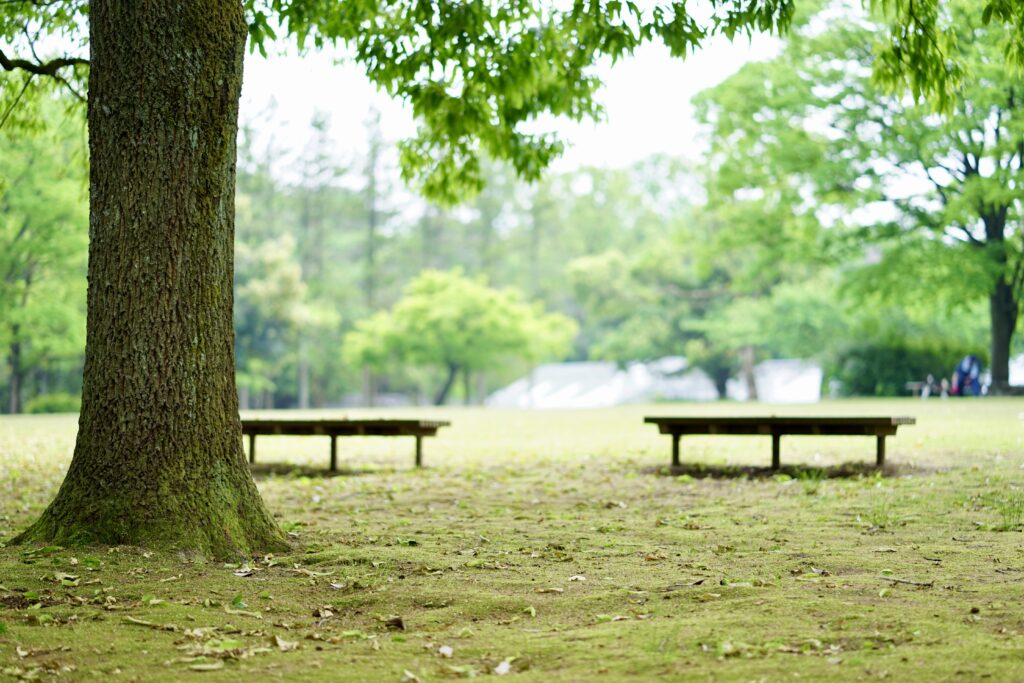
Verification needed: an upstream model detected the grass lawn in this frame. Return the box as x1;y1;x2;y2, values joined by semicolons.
1;399;1023;681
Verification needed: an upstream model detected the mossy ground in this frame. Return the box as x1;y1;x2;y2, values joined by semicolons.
1;399;1023;681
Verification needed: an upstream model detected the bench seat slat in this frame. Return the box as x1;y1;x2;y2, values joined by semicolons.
240;418;451;470
646;415;915;470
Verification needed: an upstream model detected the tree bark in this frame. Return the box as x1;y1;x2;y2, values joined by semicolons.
298;343;310;410
982;210;1017;395
434;363;458;406
8;333;22;414
362;118;380;408
14;0;287;557
710;366;730;401
362;368;377;407
740;345;758;401
989;277;1017;393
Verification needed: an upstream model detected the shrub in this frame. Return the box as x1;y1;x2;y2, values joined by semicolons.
832;344;983;396
24;392;81;414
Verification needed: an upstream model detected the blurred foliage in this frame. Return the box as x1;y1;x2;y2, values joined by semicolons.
24;391;80;414
833;343;982;396
5;0;1024;199
4;1;1023;408
0;95;86;413
343;269;576;404
694;0;1022;389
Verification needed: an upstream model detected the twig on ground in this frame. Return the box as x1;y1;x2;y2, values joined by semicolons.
879;576;934;587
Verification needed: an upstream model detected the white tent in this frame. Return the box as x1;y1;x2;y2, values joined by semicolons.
1009;354;1024;387
726;359;823;403
486;357;718;408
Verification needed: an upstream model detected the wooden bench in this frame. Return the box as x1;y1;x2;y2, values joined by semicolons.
644;416;916;469
241;418;450;470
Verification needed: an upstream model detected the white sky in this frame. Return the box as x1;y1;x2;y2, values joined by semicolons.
239;33;779;177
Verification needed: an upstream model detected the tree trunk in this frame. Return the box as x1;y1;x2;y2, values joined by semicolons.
362;124;379;409
989;277;1017;394
362;368;377;407
982;210;1017;395
14;0;287;557
710;367;730;401
476;372;487;406
529;197;542;298
740;345;758;401
8;333;22;414
434;363;458;406
298;348;310;410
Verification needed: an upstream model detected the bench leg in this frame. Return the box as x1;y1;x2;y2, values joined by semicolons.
671;433;680;468
876;435;885;467
415;436;423;468
248;433;256;465
771;433;781;470
330;435;337;472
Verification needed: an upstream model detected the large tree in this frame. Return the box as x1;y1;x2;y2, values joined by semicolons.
697;0;1024;391
2;0;1021;556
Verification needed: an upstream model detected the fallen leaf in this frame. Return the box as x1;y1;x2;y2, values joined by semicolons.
273;635;299;652
494;657;515;675
224;607;263;619
661;579;705;591
124;616;179;632
290;566;331;578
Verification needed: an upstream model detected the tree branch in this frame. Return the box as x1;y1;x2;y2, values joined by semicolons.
0;48;87;76
1011;249;1024;297
945;223;985;248
0;0;68;6
0;72;33;130
921;166;949;206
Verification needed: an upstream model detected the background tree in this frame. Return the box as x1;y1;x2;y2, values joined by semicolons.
0;99;86;414
695;0;1024;391
234;235;309;409
344;269;576;405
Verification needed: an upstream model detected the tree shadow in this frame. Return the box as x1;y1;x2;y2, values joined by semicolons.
248;463;389;479
646;461;928;480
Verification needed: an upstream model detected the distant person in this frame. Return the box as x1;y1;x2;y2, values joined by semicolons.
940;377;949;398
951;354;982;396
922;373;936;398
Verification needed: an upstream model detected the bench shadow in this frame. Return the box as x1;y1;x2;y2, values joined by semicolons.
248;463;387;479
646;461;926;480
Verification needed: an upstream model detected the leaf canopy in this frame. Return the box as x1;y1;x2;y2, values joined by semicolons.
9;0;1020;201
